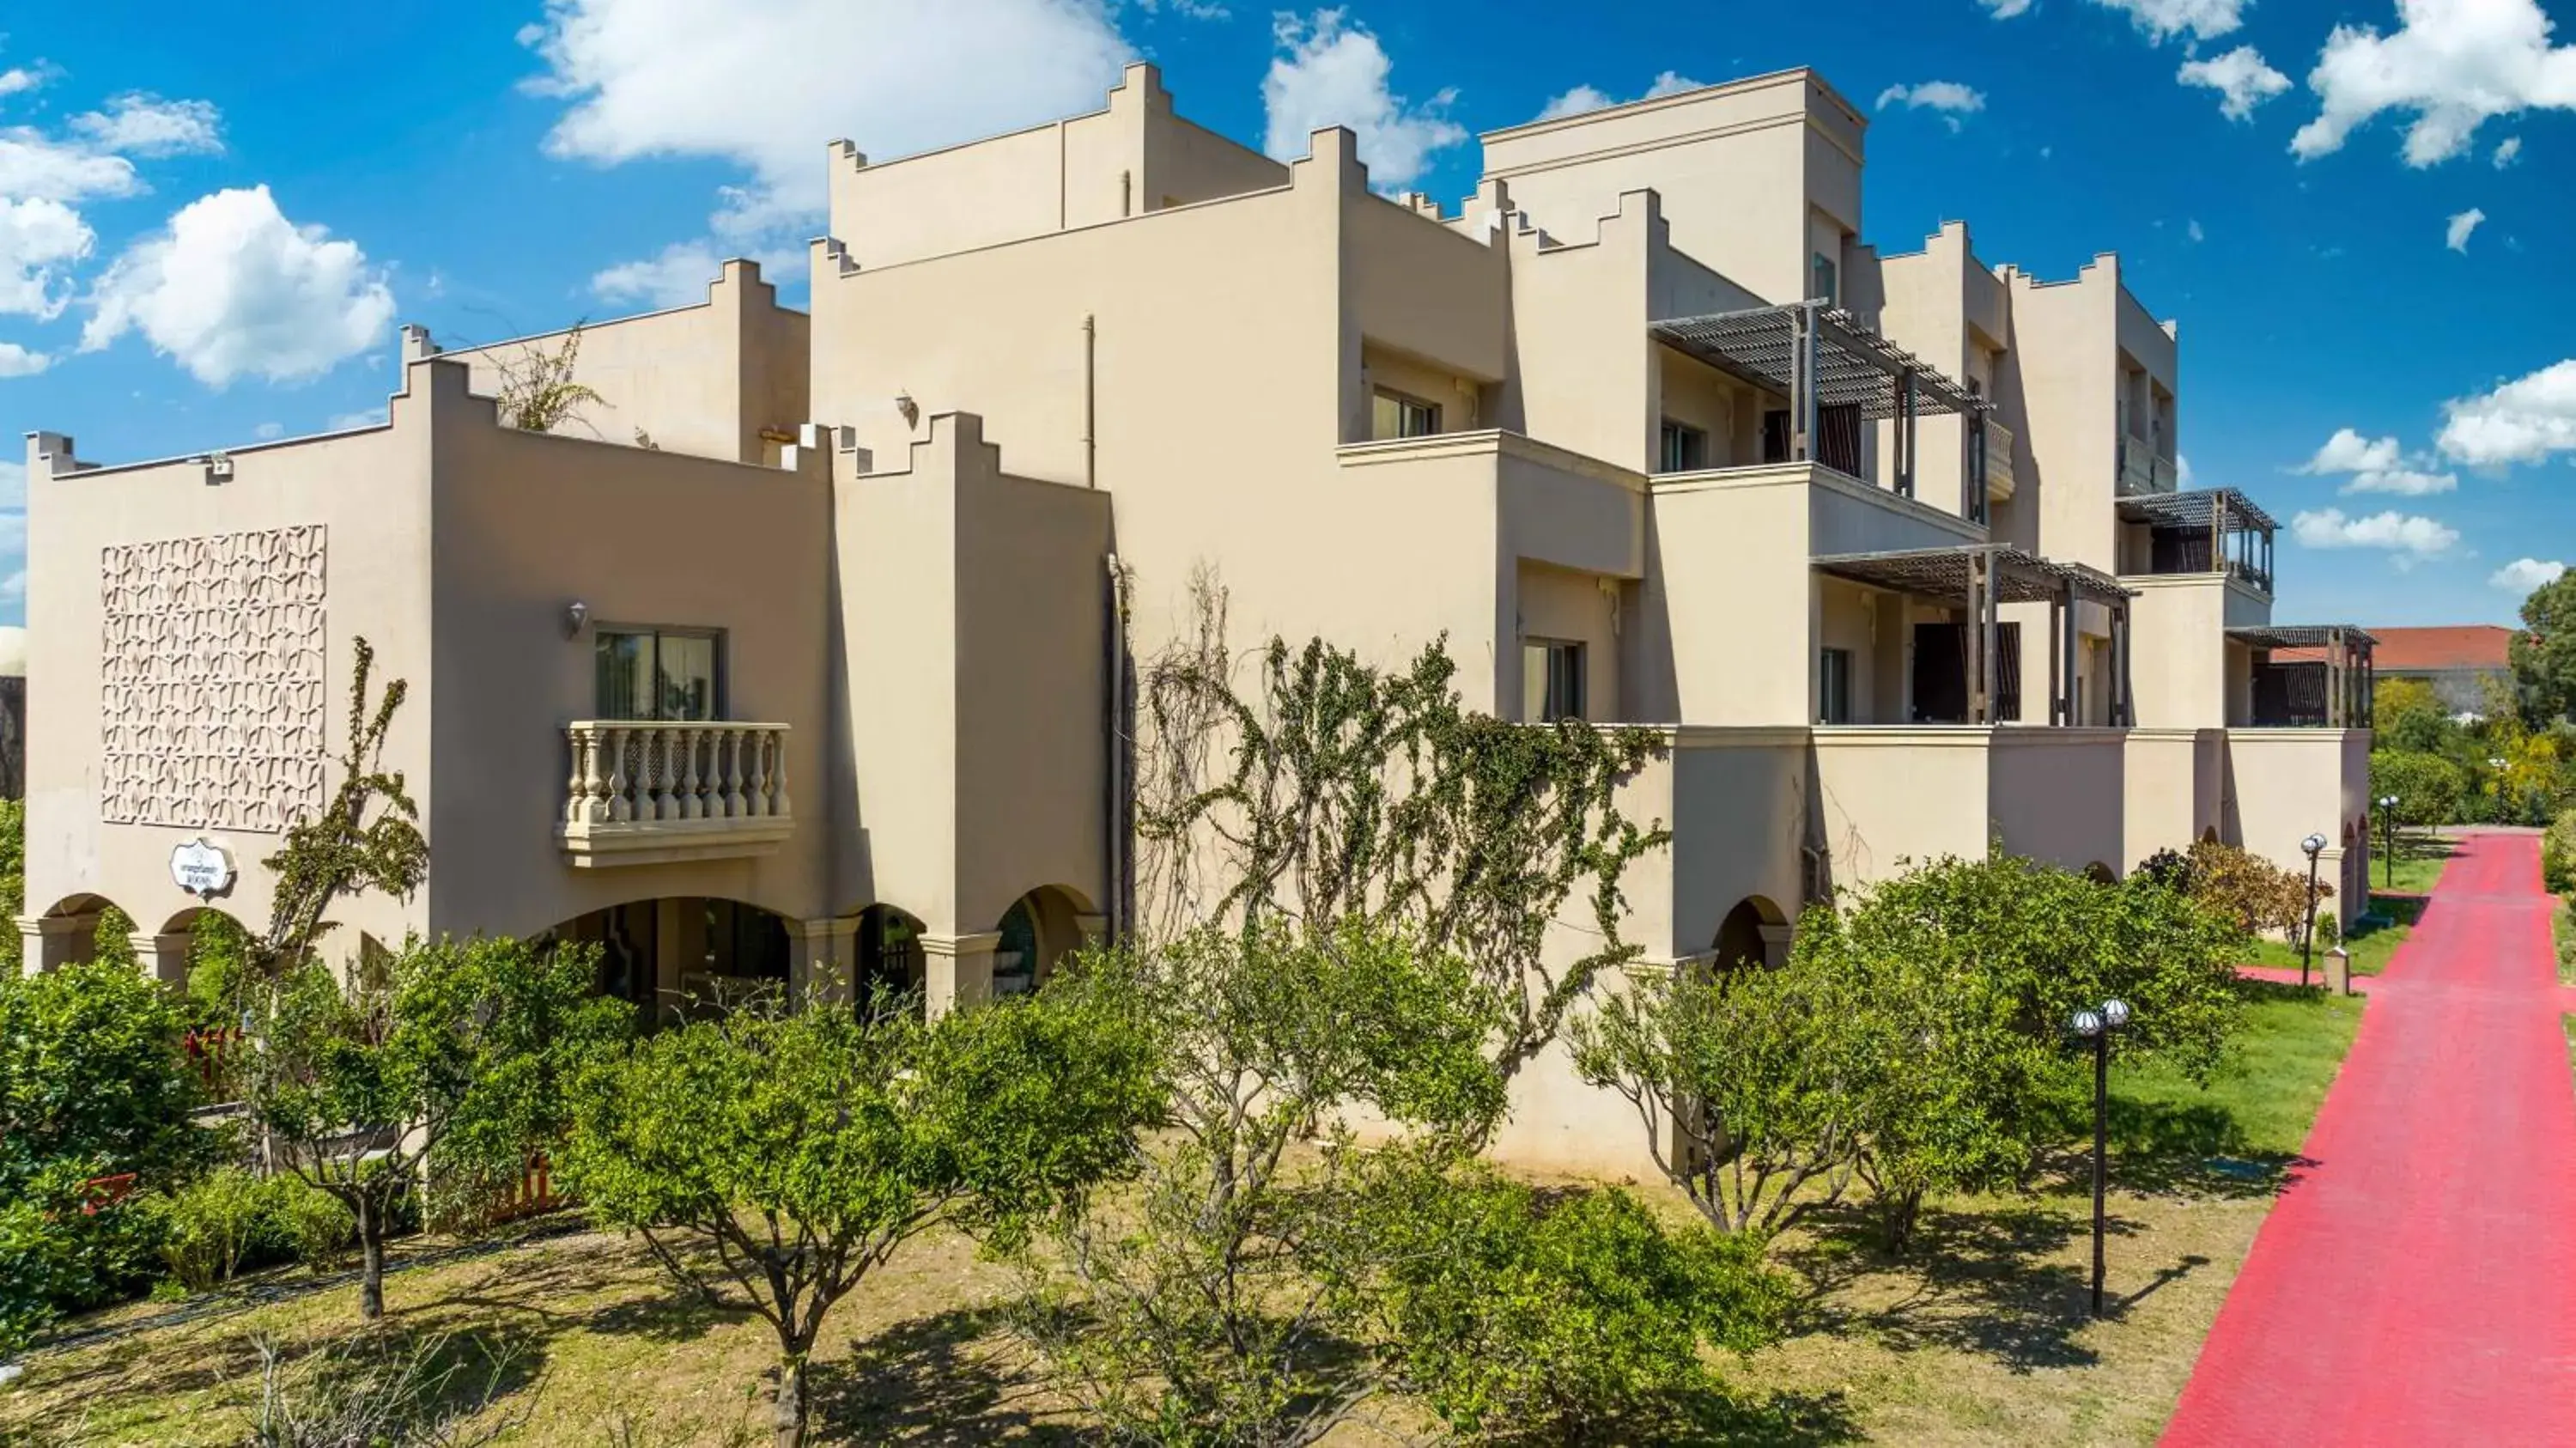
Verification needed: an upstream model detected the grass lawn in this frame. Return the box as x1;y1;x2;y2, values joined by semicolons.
2245;893;2423;977
1729;978;2365;1446
2371;831;2455;897
0;982;2366;1447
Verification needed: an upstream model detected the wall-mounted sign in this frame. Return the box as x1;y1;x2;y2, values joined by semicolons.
169;837;235;900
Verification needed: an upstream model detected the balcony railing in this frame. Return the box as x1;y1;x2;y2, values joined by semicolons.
1984;419;2017;500
560;721;794;867
2118;436;2178;496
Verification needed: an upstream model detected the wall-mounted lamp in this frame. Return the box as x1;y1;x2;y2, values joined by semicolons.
894;391;920;429
203;452;234;486
563;600;590;639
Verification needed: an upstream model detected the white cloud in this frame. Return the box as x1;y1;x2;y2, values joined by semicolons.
2292;507;2461;557
2179;45;2292;119
2445;206;2486;250
80;186;395;386
0;459;23;508
2092;0;2247;44
0;342;46;377
0;196;93;318
592;240;720;308
2188;217;2207;241
1874;80;1988;131
326;408;388;431
2177;454;2196;485
252;422;284;440
525;0;1131;238
70;94;222;157
2296;424;2460;494
2492;557;2566;591
2494;133;2524;164
1534;70;1702;123
1263;9;1465;189
2293;0;2576;166
2439;358;2576;465
2344;466;2459;495
0;68;45;99
1980;0;2036;15
0;129;140;202
2299;426;2404;474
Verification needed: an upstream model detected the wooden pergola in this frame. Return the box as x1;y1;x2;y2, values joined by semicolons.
2117;487;2279;592
2231;624;2379;727
1815;544;2138;726
1653;302;1994;514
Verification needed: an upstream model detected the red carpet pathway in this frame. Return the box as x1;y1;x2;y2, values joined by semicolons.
2163;832;2576;1445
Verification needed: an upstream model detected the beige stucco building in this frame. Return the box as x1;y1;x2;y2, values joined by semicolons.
17;64;2371;1174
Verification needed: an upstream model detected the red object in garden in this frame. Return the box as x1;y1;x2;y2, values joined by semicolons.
2164;832;2576;1445
77;1172;137;1214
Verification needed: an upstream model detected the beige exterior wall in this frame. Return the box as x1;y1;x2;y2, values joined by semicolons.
434;260;810;467
2125;727;2223;869
2224;728;2373;927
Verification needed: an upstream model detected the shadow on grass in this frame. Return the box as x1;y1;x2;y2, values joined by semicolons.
1780;1201;2112;1372
809;1304;1078;1445
1672;1384;1868;1445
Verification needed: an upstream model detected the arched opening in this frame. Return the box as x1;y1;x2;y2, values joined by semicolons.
854;903;927;1007
1710;896;1789;972
540;897;793;1024
2201;826;2221;844
2083;861;2117;885
24;893;131;974
993;885;1095;997
150;905;253;999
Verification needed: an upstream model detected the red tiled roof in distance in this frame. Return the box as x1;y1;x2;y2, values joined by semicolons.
2367;625;2515;673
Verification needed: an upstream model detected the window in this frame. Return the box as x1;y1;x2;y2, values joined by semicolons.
1659;418;1709;473
1522;639;1586;722
1813;252;1839;306
1371;388;1440;441
1819;648;1853;724
595;628;722;721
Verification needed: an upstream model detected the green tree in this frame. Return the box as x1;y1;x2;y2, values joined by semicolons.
1583;855;2244;1252
2372;676;2454;753
254;636;428;976
2372;749;2466;830
0;800;21;974
0;960;202;1196
1324;1153;1790;1445
1021;920;1511;1446
562;986;1159;1448
1133;576;1668;1104
249;936;626;1322
2512;570;2576;723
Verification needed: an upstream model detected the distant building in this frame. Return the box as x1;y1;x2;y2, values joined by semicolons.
2371;625;2514;715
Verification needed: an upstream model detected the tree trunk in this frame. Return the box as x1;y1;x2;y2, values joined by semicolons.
773;1350;809;1448
356;1192;386;1321
1881;1189;1923;1255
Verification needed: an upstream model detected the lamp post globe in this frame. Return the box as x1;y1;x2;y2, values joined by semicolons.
2101;998;2131;1030
2299;834;2328;985
2071;1008;2104;1038
2076;995;2131;1317
2302;832;2327;857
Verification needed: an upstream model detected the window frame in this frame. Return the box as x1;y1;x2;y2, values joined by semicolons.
1371;386;1443;441
1819;647;1854;725
593;624;728;722
1522;637;1588;724
1658;417;1710;474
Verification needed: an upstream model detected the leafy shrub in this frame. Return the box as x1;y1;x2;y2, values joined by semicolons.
0;800;21;976
151;1167;270;1293
2544;810;2576;897
2184;839;2330;939
2133;848;2193;892
1336;1158;1788;1445
273;1178;355;1275
0;1161;163;1355
2372;750;2466;829
0;961;204;1197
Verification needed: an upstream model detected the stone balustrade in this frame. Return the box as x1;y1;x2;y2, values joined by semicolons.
558;721;795;867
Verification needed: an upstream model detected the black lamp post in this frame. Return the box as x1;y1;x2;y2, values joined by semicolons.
2490;756;2512;824
2071;997;2133;1317
2300;832;2328;988
2377;794;2398;890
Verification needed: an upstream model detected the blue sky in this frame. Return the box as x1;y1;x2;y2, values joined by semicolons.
3;0;2573;630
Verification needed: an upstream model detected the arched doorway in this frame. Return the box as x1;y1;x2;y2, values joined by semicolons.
21;893;129;974
993;886;1095;997
542;897;793;1023
1710;896;1789;972
854;903;927;1008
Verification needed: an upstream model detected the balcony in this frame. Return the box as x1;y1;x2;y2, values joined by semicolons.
2118;435;2178;496
1984;418;2017;502
560;721;794;867
2117;488;2276;596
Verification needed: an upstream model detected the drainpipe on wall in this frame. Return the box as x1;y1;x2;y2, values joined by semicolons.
1083;313;1098;490
1104;554;1129;943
